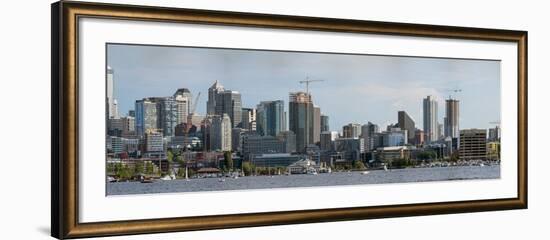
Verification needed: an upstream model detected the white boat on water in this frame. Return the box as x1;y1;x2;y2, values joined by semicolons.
307;167;318;175
185;167;190;181
383;165;389;171
361;171;370;175
218;178;225;182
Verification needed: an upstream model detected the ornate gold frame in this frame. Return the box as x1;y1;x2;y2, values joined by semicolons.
51;1;527;239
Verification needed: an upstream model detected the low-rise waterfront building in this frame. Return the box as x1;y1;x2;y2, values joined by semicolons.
250;153;303;168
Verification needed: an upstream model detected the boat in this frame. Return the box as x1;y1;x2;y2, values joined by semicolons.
383;165;388;171
107;176;117;183
160;175;172;181
307;168;318;175
140;177;154;183
361;171;370;175
185;167;190;181
327;167;332;174
218;178;225;182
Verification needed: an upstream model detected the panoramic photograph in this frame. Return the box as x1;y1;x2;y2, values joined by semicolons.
105;43;501;195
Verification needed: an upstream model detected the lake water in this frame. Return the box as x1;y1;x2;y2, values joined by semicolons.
107;165;500;195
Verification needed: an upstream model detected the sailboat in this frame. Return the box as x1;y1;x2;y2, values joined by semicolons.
383;164;388;171
184;166;190;181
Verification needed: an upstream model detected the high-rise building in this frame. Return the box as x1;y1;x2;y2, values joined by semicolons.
459;129;487;160
112;99;120;119
207;80;224;115
173;88;193;126
207;81;242;128
231;128;247;153
289;92;314;153
343;123;362;138
256;100;285;137
398;111;415;144
158;97;178;137
241;108;256;131
381;128;408;147
121;116;135;135
334;138;364;161
135;98;158;137
320;131;339;151
106;66;116;119
423;95;439;143
221;90;242;128
489;126;501;141
207;114;232;151
320;115;329;132
360;122;379;151
444;98;460;139
277;131;297;153
313;106;321;144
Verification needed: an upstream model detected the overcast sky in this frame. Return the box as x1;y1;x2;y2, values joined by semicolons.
107;43;500;132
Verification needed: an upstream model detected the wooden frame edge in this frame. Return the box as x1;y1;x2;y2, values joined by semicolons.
52;1;528;239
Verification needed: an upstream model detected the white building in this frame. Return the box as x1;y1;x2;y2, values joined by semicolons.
208;114;232;151
423;95;439;143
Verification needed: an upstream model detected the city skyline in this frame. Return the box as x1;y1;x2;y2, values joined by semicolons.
107;44;501;132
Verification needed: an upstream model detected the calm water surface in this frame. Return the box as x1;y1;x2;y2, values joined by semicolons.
107;165;500;195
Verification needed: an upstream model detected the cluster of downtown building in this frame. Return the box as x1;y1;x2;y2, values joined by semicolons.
106;66;501;173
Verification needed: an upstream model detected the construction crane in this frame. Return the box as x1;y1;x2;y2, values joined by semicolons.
489;121;501;126
299;77;324;95
186;92;201;133
444;88;462;99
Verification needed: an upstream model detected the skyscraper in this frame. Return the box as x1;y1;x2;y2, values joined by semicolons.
398;111;415;144
256;100;285;137
173;88;193;125
320;115;329;132
206;81;242;128
221;90;243;128
343;123;362;138
289;92;314;153
207;80;224;115
444;98;460;138
360;122;379;151
241;108;256;131
423;95;439;143
158;97;178;137
106;66;115;118
135;98;158;137
207;114;232;151
313;106;321;144
320;131;338;151
489;125;501;141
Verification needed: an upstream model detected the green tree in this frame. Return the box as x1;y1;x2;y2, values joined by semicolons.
242;162;254;176
418;150;437;161
133;161;144;175
176;155;184;165
145;161;154;175
224;151;234;171
106;163;116;175
352;160;367;170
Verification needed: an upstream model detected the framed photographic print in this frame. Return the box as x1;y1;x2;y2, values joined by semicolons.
51;1;527;239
